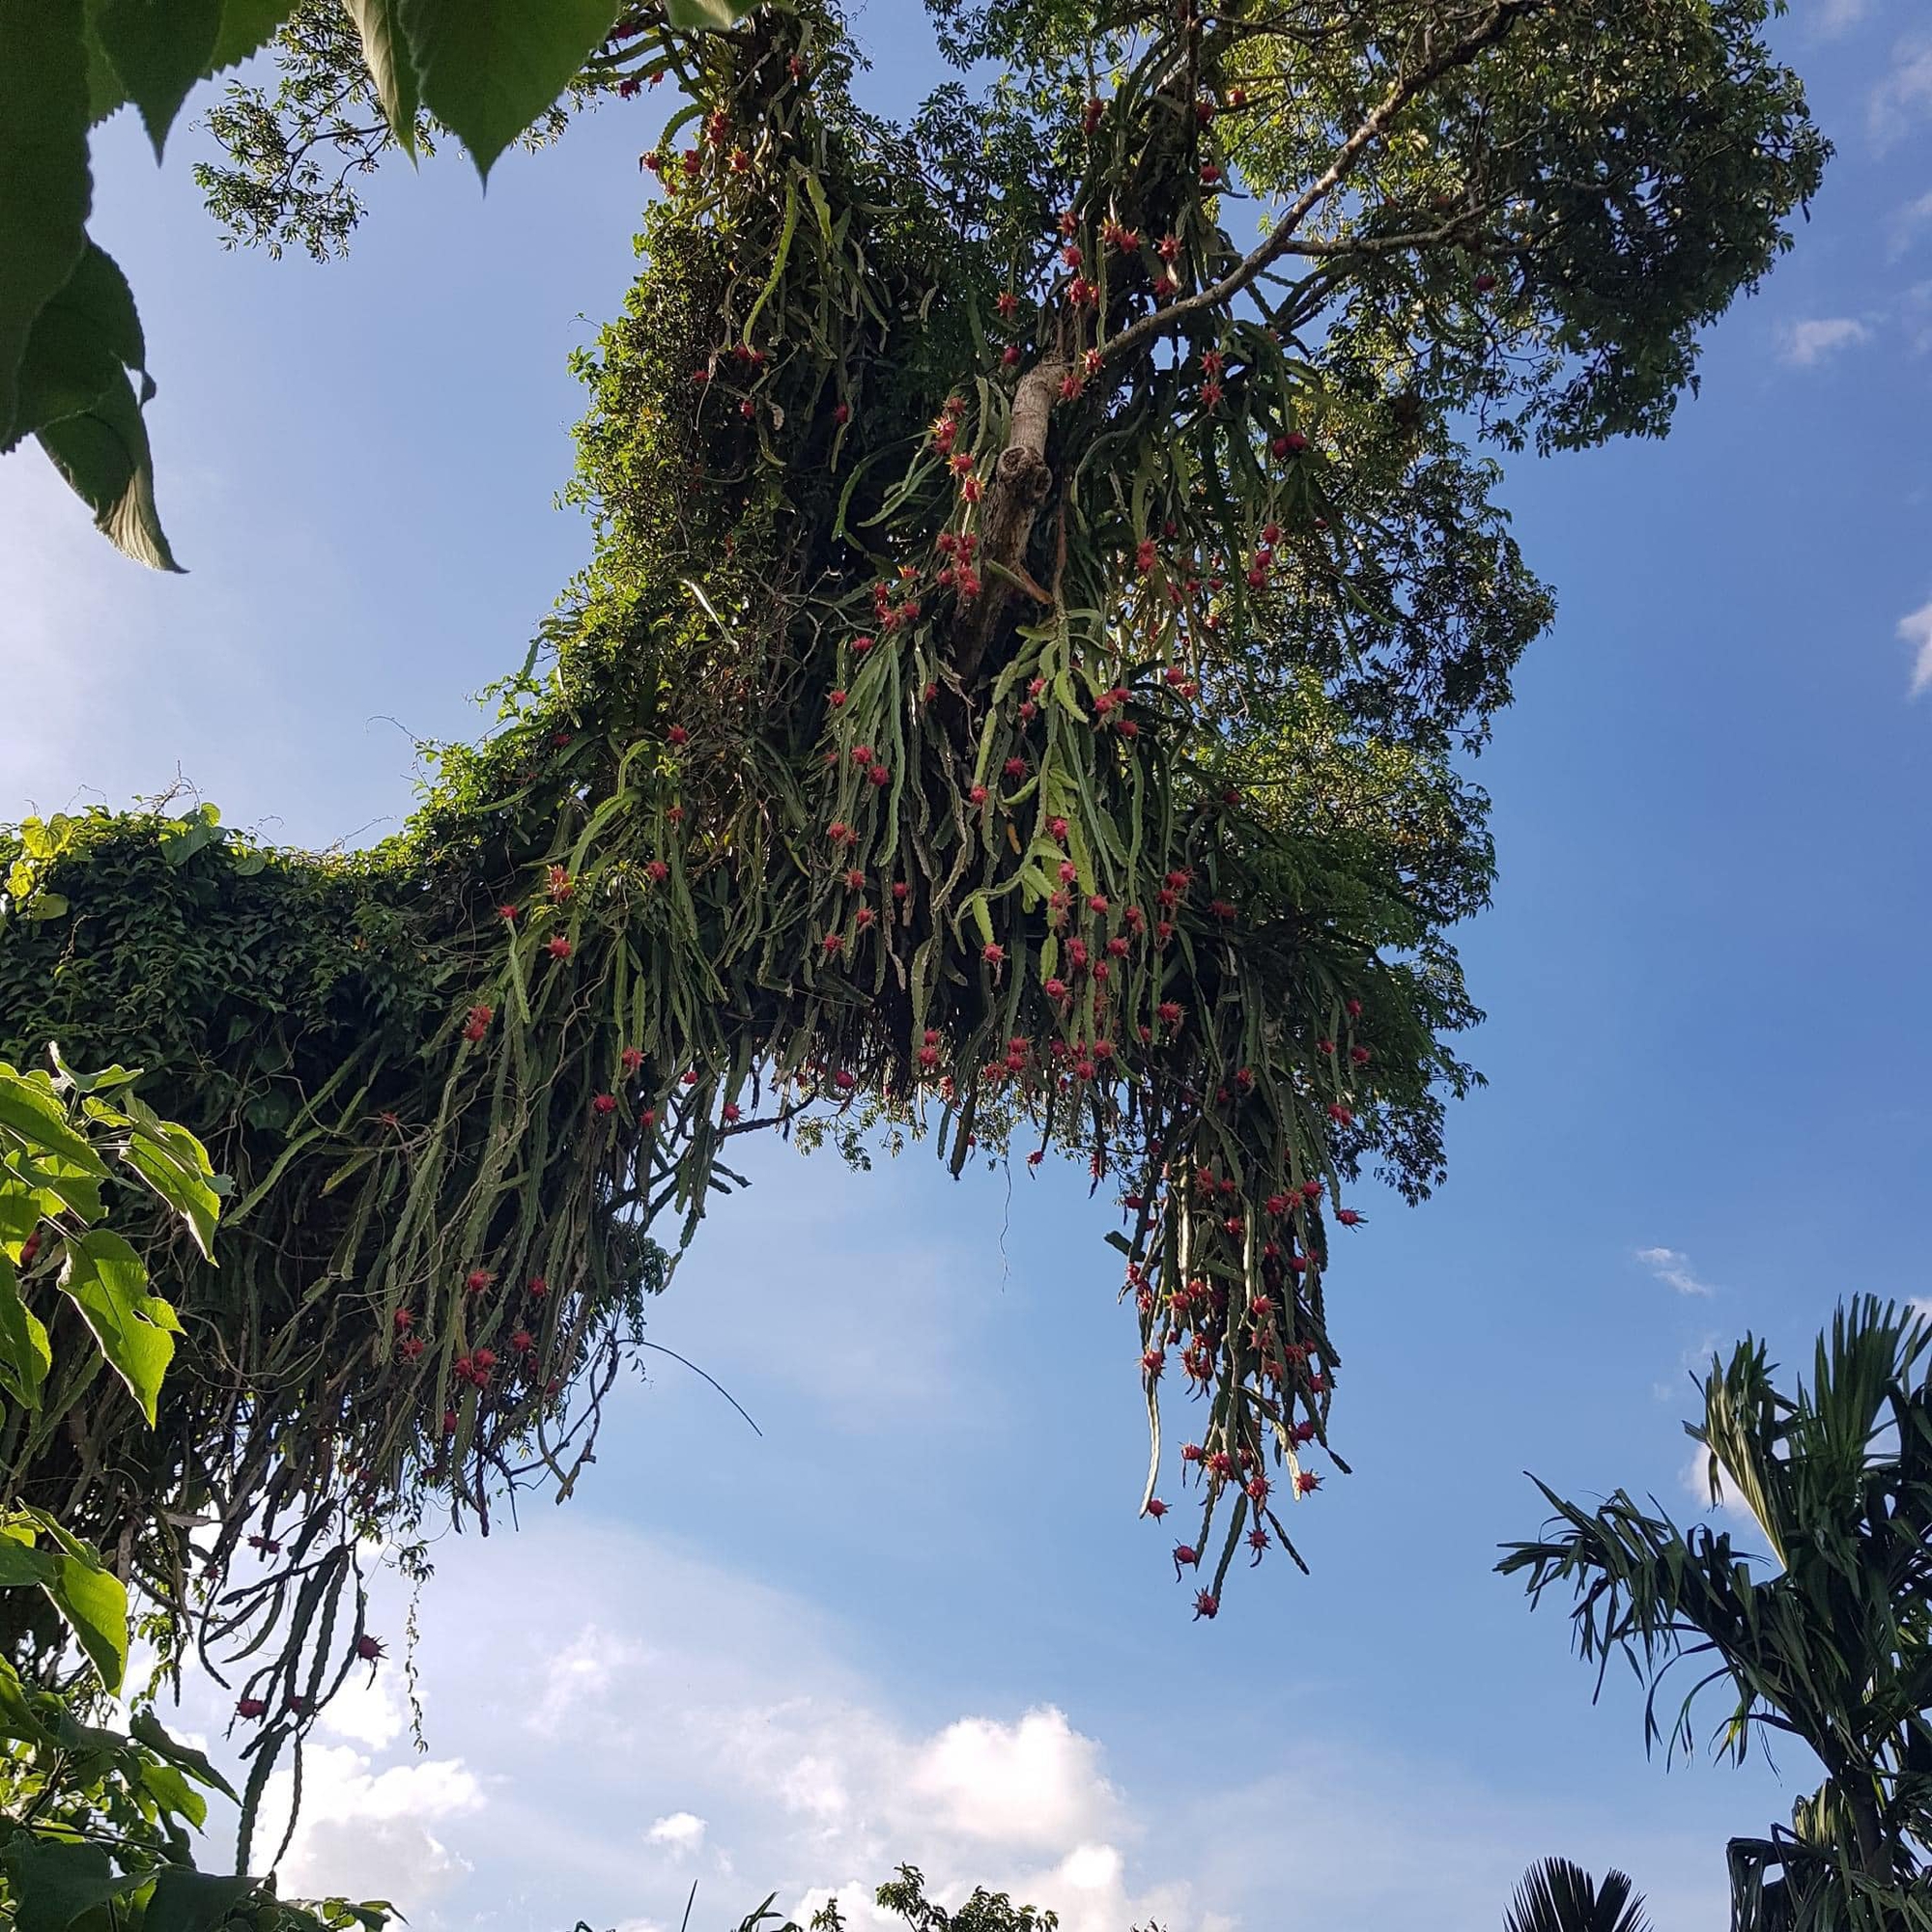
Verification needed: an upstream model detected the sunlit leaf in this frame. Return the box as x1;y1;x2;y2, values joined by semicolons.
343;0;421;156
35;359;183;571
57;1226;178;1425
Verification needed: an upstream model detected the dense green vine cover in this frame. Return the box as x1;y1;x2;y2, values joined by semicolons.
1;0;1824;1735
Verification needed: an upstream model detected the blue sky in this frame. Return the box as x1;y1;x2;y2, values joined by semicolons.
5;3;1931;1927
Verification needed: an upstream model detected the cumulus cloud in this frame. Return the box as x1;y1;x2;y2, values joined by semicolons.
145;1520;1740;1932
1901;599;1932;698
647;1812;709;1856
909;1710;1119;1852
1777;317;1872;366
1635;1247;1719;1298
274;1746;484;1909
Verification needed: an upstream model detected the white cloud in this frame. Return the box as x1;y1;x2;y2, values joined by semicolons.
144;1519;1757;1932
910;1710;1120;1851
1814;0;1869;34
1889;188;1932;259
1901;598;1932;697
274;1745;484;1909
1635;1247;1718;1298
1872;37;1932;146
1777;317;1871;366
647;1811;708;1856
1681;1444;1755;1525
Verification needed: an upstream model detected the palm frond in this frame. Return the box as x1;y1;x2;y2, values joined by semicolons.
1504;1859;1651;1932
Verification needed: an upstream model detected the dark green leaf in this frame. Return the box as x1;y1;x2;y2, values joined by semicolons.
207;0;298;72
0;0;93;449
35;360;184;571
94;0;222;158
130;1706;241;1803
399;0;621;178
10;241;146;441
57;1226;178;1427
0;1837;139;1932
142;1870;264;1932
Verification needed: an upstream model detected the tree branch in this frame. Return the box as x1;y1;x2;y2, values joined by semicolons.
1099;0;1545;369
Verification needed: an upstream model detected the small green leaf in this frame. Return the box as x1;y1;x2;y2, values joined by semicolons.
400;0;622;179
344;0;421;156
58;1226;177;1426
21;893;71;920
35;359;184;571
0;1252;52;1407
143;1870;265;1932
0;0;93;450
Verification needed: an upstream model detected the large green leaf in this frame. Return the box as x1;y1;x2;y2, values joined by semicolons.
0;1171;49;1258
207;0;298;71
0;1838;141;1932
400;0;622;178
0;1066;109;1178
142;1869;263;1932
0;0;93;450
344;0;421;157
57;1226;179;1426
38;1516;130;1691
87;0;299;124
10;241;147;442
0;1252;52;1407
36;360;183;571
0;1527;59;1588
0;1655;56;1746
94;0;223;158
121;1122;222;1260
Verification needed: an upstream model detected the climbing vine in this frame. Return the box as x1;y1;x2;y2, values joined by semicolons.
1;0;1824;1747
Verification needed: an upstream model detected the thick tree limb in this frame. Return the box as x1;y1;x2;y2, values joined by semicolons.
1099;0;1545;369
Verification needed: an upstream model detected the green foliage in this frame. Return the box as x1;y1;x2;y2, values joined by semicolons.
0;1046;387;1932
0;0;760;555
1501;1299;1932;1930
0;0;1827;1675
